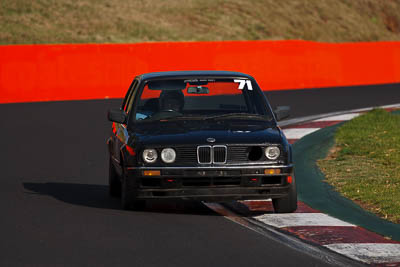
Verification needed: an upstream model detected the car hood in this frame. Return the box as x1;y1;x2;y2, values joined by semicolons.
129;120;283;147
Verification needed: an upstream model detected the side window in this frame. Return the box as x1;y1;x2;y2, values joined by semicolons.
125;80;139;113
122;80;138;112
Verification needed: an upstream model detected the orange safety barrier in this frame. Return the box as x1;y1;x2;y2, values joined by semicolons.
0;40;400;104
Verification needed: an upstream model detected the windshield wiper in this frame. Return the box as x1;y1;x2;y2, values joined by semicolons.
205;113;271;121
141;115;204;122
162;115;206;121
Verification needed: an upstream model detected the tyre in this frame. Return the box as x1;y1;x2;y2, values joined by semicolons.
272;176;298;213
121;173;145;211
109;157;121;197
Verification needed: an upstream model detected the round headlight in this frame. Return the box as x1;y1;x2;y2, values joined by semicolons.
142;149;158;163
161;148;176;163
265;146;280;160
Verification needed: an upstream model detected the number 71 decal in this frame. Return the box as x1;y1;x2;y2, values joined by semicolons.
234;79;253;90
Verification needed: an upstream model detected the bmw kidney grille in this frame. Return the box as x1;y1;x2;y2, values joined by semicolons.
197;145;227;164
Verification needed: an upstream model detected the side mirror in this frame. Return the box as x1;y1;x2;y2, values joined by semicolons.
108;109;127;124
274;106;290;121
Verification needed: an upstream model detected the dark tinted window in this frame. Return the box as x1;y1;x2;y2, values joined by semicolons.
134;78;273;121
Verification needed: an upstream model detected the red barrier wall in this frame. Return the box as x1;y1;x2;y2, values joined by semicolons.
1;40;400;103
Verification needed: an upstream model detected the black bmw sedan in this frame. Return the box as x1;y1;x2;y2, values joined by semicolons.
107;71;297;213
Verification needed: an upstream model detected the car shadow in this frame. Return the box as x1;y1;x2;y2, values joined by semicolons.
23;182;218;216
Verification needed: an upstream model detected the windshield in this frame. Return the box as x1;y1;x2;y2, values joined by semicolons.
133;78;273;122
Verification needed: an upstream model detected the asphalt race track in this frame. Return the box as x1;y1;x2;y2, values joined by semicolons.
1;84;399;267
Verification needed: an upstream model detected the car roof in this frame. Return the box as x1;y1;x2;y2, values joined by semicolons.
137;71;254;81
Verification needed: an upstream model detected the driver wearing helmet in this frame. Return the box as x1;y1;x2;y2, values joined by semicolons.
159;90;185;113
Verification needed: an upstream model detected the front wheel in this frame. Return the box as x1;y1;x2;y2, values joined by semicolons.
121;173;145;211
109;157;121;197
272;176;297;213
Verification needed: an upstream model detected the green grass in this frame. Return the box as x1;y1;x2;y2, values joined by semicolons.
318;109;400;223
1;0;400;45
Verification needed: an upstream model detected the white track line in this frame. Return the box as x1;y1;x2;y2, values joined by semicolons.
314;113;360;122
253;213;355;228
282;128;320;139
324;243;400;264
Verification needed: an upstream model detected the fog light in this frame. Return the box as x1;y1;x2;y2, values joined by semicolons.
264;168;281;175
143;170;161;176
164;178;179;188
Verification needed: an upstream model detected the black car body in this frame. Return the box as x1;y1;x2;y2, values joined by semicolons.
107;71;297;212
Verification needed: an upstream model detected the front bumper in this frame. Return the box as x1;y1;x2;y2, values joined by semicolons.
125;165;293;201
